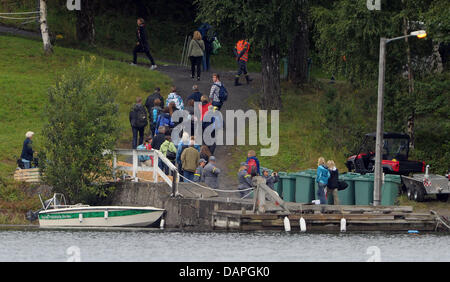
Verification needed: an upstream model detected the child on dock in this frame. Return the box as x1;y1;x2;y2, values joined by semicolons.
316;157;330;204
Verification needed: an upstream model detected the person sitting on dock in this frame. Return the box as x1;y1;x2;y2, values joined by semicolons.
262;169;279;190
194;159;207;182
203;156;220;189
137;137;153;167
238;162;253;198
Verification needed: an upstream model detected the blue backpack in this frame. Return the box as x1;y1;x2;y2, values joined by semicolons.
215;83;228;103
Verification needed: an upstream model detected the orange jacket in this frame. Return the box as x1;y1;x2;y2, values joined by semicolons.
235;40;250;62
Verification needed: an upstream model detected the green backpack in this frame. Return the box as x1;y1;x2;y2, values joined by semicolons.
212;39;221;55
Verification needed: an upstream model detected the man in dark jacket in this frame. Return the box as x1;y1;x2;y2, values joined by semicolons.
151;126;166;150
187;85;202;102
145;87;164;114
20;131;34;169
132;18;157;70
129;97;148;149
262;169;279;190
237;162;253;198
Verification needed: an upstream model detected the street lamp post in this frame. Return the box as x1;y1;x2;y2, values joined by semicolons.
373;30;427;207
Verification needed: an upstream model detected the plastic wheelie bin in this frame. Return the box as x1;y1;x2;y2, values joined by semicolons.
381;174;402;206
280;173;296;202
294;171;315;203
354;174;374;205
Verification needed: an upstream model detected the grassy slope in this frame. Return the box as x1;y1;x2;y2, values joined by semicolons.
0;35;173;223
228;80;368;175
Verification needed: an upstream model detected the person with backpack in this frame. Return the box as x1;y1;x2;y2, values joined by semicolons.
145;87;164;116
187;31;205;81
131;18;157;70
155;107;174;135
234;38;252;86
327;160;340;205
209;73;228;110
149;99;163;136
246;150;260;175
129;97;148;149
316;157;331;205
166;86;184;111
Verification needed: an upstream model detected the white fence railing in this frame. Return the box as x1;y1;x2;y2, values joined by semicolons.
107;149;179;196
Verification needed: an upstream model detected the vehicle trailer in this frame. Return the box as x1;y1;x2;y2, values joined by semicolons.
346;132;425;175
402;166;450;202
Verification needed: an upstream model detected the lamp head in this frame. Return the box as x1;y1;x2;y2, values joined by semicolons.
410;30;427;39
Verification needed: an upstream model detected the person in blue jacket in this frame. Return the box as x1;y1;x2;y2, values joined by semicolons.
316;157;330;204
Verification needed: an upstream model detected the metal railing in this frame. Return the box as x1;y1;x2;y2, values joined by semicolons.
108;149;179;196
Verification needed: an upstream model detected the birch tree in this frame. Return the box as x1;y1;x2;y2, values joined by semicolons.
39;0;53;54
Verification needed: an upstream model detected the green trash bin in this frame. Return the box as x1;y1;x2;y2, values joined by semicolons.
354;174;374;206
381;174;401;206
273;172;286;197
294;171;315;203
280;174;296;202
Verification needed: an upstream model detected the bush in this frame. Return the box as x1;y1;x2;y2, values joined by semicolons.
40;58;120;204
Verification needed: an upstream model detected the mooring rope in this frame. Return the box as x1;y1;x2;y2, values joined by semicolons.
178;172;255;194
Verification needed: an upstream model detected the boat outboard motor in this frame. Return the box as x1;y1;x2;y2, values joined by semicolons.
26;210;40;222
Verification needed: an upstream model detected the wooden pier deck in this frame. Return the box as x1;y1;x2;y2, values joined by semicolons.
212;205;438;232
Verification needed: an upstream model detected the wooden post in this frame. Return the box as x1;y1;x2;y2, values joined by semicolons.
374;37;387;207
39;0;53;54
132;149;138;182
172;170;178;197
153;151;158;183
112;151;117;181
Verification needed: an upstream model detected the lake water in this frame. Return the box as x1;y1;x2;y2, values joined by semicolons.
1;228;449;262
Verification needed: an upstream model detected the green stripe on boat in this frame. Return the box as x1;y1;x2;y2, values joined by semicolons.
39;210;157;220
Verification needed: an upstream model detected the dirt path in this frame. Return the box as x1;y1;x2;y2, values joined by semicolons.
156;64;261;192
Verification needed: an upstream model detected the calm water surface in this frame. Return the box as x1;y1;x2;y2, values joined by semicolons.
0;229;449;262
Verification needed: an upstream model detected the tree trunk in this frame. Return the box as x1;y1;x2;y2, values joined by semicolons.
76;0;95;45
39;0;53;55
288;2;309;85
260;43;282;110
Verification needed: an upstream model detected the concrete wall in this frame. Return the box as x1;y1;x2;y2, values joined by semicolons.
111;182;252;231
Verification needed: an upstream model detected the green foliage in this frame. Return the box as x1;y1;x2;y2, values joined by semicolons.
40;59;120;204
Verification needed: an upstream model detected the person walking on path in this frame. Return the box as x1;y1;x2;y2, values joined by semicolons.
194;159;207;182
166;86;184;111
327;160;340;205
187;31;205;81
151;126;166;151
233;38;252;86
237;162;253;198
129;97;148;149
149;99;163;136
145;87;164;117
263;169;279;190
188;85;203;103
316;157;330;205
181;140;200;182
131;18;157;70
20;131;35;169
198;23;215;72
203;156;220;189
209;73;227;110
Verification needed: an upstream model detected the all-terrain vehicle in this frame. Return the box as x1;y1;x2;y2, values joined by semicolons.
346;132;425;175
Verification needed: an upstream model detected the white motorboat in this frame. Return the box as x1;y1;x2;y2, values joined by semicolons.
36;194;165;228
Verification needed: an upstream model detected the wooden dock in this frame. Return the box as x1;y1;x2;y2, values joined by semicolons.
212;205;439;232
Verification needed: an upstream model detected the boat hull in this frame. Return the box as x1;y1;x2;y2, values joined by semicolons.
38;207;164;228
